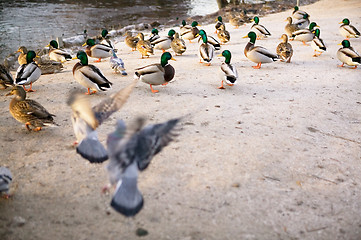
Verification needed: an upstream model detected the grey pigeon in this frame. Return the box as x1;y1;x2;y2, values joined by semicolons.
110;49;127;75
67;79;137;163
0;167;12;198
106;117;181;216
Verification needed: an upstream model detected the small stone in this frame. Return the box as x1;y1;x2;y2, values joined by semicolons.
136;227;148;237
13;216;26;227
231;183;240;188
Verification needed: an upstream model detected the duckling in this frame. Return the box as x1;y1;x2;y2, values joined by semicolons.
47;40;72;63
100;29;115;49
311;29;326;57
125;32;139;51
110;49;127;75
285;17;300;37
0;64;14;89
73;51;112;95
291;22;318;45
337;40;360;69
181;21;200;43
148;28;160;43
198;30;215;66
34;56;64;75
218;50;238;89
134;52;176;93
83;38;112;62
136;33;154;58
339;18;360;39
17;46;28;65
215;16;226;33
251;16;271;39
15;50;41;92
217;24;230;45
243;31;279;69
276;34;293;63
179;20;192;36
292;6;309;20
198;30;221;50
171;32;187;55
6;86;56;131
151;29;176;52
293;13;310;29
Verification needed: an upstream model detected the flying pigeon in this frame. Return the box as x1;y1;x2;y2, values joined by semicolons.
67;79;137;163
0;167;12;198
106;117;181;216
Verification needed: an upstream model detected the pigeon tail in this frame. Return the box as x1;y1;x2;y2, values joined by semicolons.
76;131;108;163
110;162;143;217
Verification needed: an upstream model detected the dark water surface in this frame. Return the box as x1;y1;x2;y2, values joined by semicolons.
0;0;221;60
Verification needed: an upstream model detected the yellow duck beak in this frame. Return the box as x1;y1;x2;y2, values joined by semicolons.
217;53;223;57
242;35;248;38
337;42;342;45
171;57;176;61
82;42;87;47
72;56;78;60
338;21;343;24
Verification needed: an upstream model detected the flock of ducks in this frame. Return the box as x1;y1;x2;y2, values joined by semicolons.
0;4;360;215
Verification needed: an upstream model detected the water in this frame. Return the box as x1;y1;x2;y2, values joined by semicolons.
0;0;220;60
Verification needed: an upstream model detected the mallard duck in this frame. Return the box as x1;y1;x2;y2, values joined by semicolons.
73;51;112;94
125;32;139;51
251;16;271;39
218;50;238;89
276;34;293;63
243;31;279;69
6;86;56;131
0;64;14;89
215;16;226;33
292;6;309;20
198;29;221;50
229;15;244;29
47;40;72;63
151;29;176;52
100;29;115;49
17;46;28;65
179;20;192;36
134;52;175;93
339;18;360;39
171;32;187;55
311;29;326;57
216;24;230;45
337;40;360;69
148;28;160;43
110;49;127;75
293;13;310;29
285;17;300;37
136;33;154;58
83;38;112;62
198;30;215;66
291;22;318;45
34;55;64;75
15;50;41;92
181;21;200;43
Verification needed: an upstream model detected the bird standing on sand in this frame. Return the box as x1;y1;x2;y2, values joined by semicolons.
17;46;28;65
198;30;215;66
181;21;200;43
276;34;293;63
292;6;309;20
311;28;326;57
110;49;127;75
83;38;112;62
0;64;14;89
15;50;41;92
125;32;139;51
47;40;72;63
0;167;12;199
151;29;176;52
67;80;137;163
6;86;56;131
291;22;319;45
243;31;279;69
337;40;360;69
105;117;181;216
72;51;112;95
251;16;271;39
134;52;176;93
136;33;154;59
339;18;360;39
171;32;187;55
218;50;238;89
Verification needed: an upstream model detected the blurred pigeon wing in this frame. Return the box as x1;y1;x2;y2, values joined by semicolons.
76;131;108;163
67;93;98;130
93;79;137;125
110;161;144;216
135;118;181;171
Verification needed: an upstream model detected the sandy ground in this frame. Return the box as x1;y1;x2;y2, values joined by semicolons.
1;0;361;239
